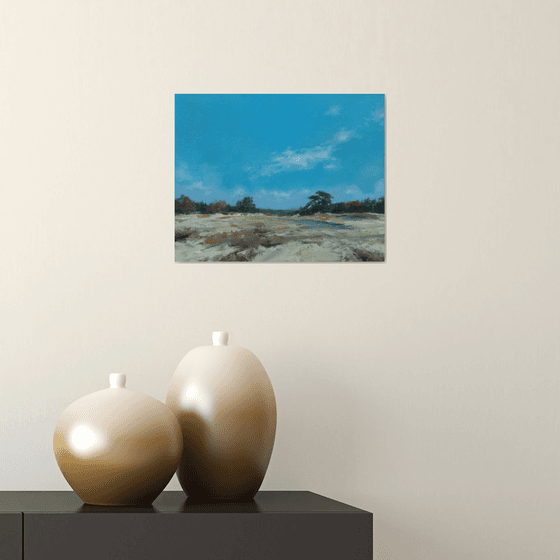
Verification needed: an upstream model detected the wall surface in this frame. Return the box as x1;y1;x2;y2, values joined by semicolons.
1;0;559;558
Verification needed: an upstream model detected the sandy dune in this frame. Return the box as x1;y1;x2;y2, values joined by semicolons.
175;212;385;262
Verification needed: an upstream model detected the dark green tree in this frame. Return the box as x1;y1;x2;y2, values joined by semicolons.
330;202;347;213
362;198;375;213
194;201;209;213
373;197;385;214
300;190;333;215
234;196;257;213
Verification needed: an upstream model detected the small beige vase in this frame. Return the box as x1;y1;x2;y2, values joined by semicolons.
166;332;277;501
53;373;182;506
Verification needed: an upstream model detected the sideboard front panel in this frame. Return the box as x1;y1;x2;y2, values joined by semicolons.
24;512;372;560
0;513;22;560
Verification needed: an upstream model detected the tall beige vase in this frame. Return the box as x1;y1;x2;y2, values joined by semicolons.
166;332;277;501
53;373;183;506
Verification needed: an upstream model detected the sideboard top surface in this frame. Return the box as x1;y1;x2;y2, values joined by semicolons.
0;491;370;515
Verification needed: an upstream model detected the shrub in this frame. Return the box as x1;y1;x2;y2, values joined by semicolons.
345;200;363;212
331;202;347;213
175;195;195;214
208;200;227;214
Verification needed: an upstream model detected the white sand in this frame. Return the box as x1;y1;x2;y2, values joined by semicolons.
175;213;385;262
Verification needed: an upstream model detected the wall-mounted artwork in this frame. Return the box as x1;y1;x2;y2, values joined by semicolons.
175;94;385;262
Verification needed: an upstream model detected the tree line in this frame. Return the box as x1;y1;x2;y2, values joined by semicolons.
175;190;384;216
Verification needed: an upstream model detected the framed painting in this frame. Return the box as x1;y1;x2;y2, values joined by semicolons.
175;94;385;262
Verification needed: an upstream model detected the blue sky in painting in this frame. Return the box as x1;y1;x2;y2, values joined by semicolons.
175;94;385;210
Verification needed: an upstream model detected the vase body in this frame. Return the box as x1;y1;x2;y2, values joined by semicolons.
166;332;277;501
53;373;183;506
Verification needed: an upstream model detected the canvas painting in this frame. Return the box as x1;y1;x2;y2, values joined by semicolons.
175;94;385;262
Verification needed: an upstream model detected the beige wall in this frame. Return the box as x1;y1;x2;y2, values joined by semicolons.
1;0;559;558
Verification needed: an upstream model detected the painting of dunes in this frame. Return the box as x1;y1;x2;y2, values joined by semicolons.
175;94;385;262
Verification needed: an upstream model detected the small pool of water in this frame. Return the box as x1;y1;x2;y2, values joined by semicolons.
294;219;352;230
341;215;377;221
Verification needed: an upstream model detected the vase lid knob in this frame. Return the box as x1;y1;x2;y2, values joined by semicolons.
109;373;126;388
212;332;229;346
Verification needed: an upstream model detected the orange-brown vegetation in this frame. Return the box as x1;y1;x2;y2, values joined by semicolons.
208;200;227;214
175;195;195;214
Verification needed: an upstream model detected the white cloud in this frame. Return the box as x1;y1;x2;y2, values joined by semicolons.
185;181;213;196
175;162;230;205
324;182;384;203
334;129;353;143
345;185;362;197
373;178;385;198
256;127;355;178
325;105;340;116
254;188;309;203
176;163;222;197
269;190;293;200
341;180;384;201
325;164;336;170
175;164;193;182
233;186;245;196
259;146;334;177
371;107;385;124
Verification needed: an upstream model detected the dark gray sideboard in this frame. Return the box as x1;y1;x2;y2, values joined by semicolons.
0;491;373;559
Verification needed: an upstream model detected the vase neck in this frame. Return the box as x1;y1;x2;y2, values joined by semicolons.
212;332;229;346
109;373;126;388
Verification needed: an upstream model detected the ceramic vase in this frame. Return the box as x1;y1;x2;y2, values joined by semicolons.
53;373;183;506
166;332;277;501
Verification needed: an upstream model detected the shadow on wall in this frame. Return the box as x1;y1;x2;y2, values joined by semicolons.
375;518;474;560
